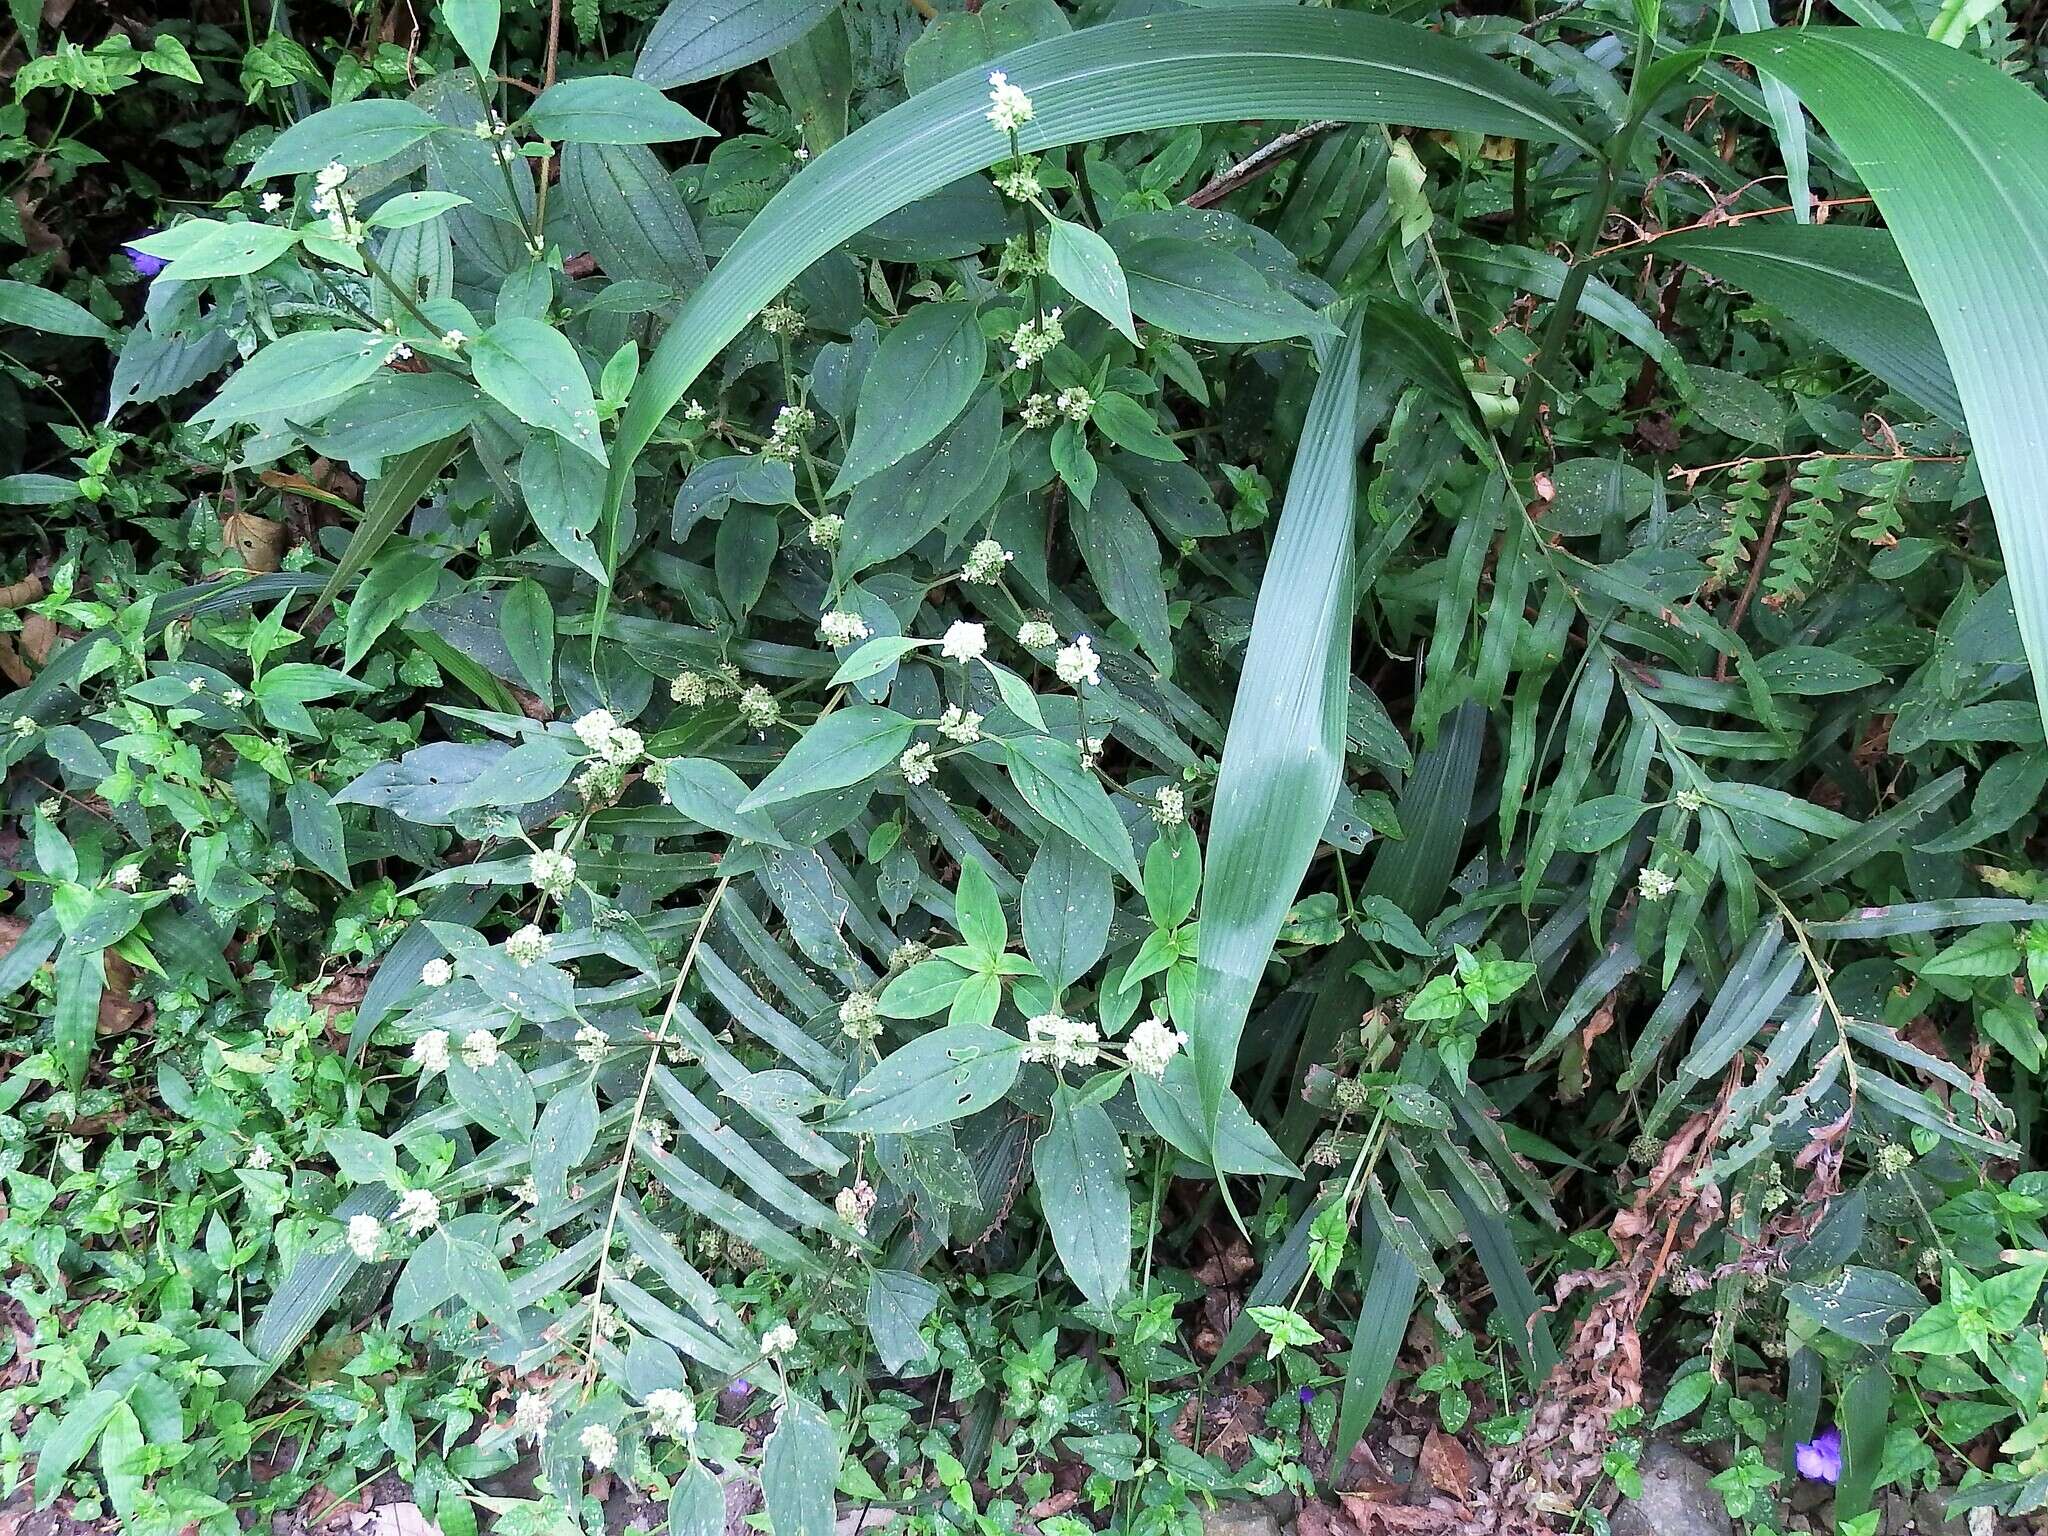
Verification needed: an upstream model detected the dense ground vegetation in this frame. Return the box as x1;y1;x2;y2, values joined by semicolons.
3;0;2047;1532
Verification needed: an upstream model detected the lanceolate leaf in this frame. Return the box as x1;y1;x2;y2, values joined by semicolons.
1185;316;1363;1141
1652;223;1961;425
606;10;1589;531
1032;1087;1131;1309
1722;28;2048;726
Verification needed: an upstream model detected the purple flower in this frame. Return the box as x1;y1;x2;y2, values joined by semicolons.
124;243;167;278
1795;1427;1842;1484
1298;1386;1315;1405
725;1378;751;1397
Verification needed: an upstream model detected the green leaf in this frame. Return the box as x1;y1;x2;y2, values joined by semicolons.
32;1388;122;1505
313;437;465;619
664;757;790;845
524;76;716;144
193;329;390;434
0;279;111;339
97;1401;145;1521
286;780;351;885
1046;215;1135;343
128;219;301;283
1001;736;1139;884
740;706;915;809
444;0;501;77
345;548;444;668
762;1395;839;1536
1022;834;1111;992
1720;28;2048;729
1119;235;1336;344
636;0;841;88
1032;1087;1131;1310
608;10;1587;528
447;1055;538;1141
829;1023;1024;1133
1072;475;1171;674
672;1463;726;1536
500;578;555;702
954;855;1007;958
531;1077;598;1206
828;302;985;494
52;942;104;1092
520;432;609;583
866;1269;940;1373
1184;317;1362;1138
445;738;577;811
250;99;444;179
470;318;608;465
830;635;932;684
904;0;1069;93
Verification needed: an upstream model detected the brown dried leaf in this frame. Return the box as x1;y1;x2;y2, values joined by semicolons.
1419;1429;1472;1502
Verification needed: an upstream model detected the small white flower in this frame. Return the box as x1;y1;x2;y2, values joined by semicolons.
440;328;467;348
530;849;577;897
246;1144;275;1171
186;677;206;692
738;684;781;729
573;709;621;754
315;160;349;192
1638;867;1679;901
808;513;843;548
1019;619;1058;650
942;621;988;663
1008;308;1064;369
222;687;248;706
1153;785;1186;827
396;1188;441;1235
1055;635;1101;688
1055;386;1094;423
420;957;454;988
760;1321;798;1357
986;71;1034;134
580;1423;619;1470
260;191;283;212
1023;1011;1100;1070
385;342;413;365
461;1029;500;1069
1675;788;1705;812
760;303;804;337
1020;393;1056;429
1126;1013;1187;1078
346;1213;383;1260
671;670;708;707
506;924;551;967
9;715;33;735
513;1390;550;1442
683;399;708;421
110;864;142;891
834;1180;876;1236
899;743;938;785
166;872;194;896
820;609;871;647
513;1175;539;1204
961;539;1013;585
995;163;1042;202
937;706;983;745
644;1387;698;1439
412;1029;451;1075
574;1023;611;1064
644;1118;673;1150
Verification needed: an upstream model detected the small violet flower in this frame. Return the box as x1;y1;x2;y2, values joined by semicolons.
124;242;168;278
1794;1426;1842;1484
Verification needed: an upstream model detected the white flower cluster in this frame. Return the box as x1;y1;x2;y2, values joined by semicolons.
961;539;1013;584
839;991;880;1041
833;1180;877;1236
760;1321;798;1357
986;71;1034;134
1009;308;1064;369
899;743;938;785
1153;785;1186;827
461;1029;500;1069
819;608;870;647
1023;1011;1100;1070
759;302;804;337
396;1189;441;1235
739;684;781;729
111;864;142;891
644;1387;698;1439
941;621;987;662
1020;393;1056;429
420;957;454;988
1055;386;1093;423
572;708;642;766
995;162;1042;202
512;1390;551;1443
412;1029;451;1075
580;1424;618;1470
1126;1014;1187;1078
1019;619;1058;651
530;849;577;897
808;513;843;548
762;403;815;465
1055;635;1101;687
574;1023;611;1064
506;923;551;967
938;707;983;744
346;1213;383;1260
671;670;709;707
310;161;365;247
1638;867;1678;901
